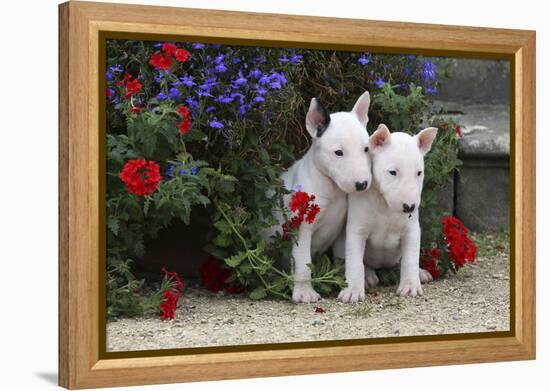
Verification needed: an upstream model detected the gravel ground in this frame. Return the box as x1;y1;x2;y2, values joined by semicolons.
107;233;509;352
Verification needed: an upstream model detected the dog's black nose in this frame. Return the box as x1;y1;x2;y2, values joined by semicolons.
355;181;369;191
402;203;415;213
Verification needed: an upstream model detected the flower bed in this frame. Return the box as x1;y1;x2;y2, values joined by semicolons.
106;39;468;319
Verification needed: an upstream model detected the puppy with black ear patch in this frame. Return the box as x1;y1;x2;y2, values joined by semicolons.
338;124;438;302
268;92;373;303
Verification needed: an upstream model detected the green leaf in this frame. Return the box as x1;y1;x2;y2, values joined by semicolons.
108;217;119;236
224;251;248;268
249;286;267;300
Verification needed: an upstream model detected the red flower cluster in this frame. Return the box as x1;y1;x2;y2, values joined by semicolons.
119;159;162;196
125;78;142;98
116;73;142;98
159;267;184;320
177;105;192;134
420;246;441;279
149;42;190;70
282;191;321;239
441;216;477;269
199;257;244;294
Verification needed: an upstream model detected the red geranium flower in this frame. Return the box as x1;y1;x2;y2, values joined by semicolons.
159;267;184;320
441;216;477;269
162;42;178;56
282;191;320;239
149;51;173;70
125;78;142;98
454;125;463;138
119;159;162;196
174;48;190;63
129;106;141;114
106;88;113;97
420;246;441;279
160;289;178;320
199;257;244;294
176;105;192;134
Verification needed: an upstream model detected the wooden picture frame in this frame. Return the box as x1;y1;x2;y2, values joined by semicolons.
59;1;536;388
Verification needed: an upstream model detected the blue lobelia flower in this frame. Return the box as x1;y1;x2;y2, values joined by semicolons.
269;81;282;89
271;71;287;85
165;164;175;179
109;64;123;73
292;184;303;193
169;88;180;99
404;67;412;76
255;87;267;96
375;76;385;88
190;166;198;175
106;71;113;80
358;56;370;65
217;95;234;104
253;96;265;102
234;74;248;85
258;74;271;85
250;68;263;78
179;169;189;176
192;43;205;49
238;104;249;119
279;55;290;63
186;96;200;110
230;93;245;104
156;91;168;101
215;63;228;73
422;60;436;81
181;75;195;87
425;85;438;94
205;106;216;113
209;119;224;129
290;54;303;64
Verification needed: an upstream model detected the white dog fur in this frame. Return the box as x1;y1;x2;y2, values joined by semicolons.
272;91;373;303
335;124;438;302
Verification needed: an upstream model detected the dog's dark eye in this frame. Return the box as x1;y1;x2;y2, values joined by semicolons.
334;150;344;156
389;170;397;176
364;147;369;152
417;171;422;176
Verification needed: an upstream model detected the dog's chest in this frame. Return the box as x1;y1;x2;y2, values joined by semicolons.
364;215;408;267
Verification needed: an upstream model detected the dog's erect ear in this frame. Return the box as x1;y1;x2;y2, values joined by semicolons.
352;91;370;128
416;127;438;156
368;124;391;152
305;98;331;138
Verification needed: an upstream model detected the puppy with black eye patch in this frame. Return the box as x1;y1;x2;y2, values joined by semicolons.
334;124;438;302
264;91;373;303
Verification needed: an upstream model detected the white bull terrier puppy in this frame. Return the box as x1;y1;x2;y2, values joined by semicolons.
276;91;373;303
338;124;438;302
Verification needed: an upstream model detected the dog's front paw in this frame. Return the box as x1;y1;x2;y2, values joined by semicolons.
396;278;423;297
338;285;366;303
419;268;433;283
292;284;321;303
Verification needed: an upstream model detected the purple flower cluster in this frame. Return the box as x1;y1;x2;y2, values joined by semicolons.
165;163;199;179
356;51;438;94
147;43;302;133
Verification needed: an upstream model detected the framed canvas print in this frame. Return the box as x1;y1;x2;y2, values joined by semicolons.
58;1;536;389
